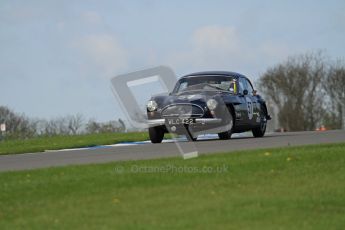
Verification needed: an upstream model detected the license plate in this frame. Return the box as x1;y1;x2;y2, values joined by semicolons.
165;118;196;125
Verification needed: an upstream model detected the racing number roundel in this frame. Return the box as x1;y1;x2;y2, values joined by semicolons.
245;97;253;120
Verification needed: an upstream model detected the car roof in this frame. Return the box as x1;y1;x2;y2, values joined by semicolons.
180;71;247;79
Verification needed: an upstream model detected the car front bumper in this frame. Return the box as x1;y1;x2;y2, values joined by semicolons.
147;118;222;127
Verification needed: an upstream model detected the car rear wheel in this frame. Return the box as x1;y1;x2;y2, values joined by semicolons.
149;127;164;143
252;117;267;138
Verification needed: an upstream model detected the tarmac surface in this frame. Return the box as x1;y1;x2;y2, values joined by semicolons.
0;130;344;172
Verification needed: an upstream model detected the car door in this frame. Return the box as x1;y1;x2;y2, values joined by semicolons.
237;77;251;126
240;77;259;126
244;78;260;126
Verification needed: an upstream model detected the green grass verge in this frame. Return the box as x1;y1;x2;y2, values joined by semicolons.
0;143;345;229
0;132;150;155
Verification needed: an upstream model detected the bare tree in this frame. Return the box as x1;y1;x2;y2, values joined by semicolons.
99;120;123;133
118;118;126;132
67;113;84;135
86;119;101;134
0;106;37;139
42;117;70;136
85;119;125;134
259;52;326;131
325;60;345;129
42;119;59;136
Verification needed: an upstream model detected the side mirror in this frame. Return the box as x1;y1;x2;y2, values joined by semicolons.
243;89;248;96
253;90;257;96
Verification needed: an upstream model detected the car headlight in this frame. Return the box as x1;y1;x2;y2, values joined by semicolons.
147;100;158;112
207;99;218;110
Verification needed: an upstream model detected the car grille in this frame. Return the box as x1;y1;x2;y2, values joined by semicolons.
161;104;204;118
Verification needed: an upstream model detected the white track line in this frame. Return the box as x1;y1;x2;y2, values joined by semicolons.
46;133;254;152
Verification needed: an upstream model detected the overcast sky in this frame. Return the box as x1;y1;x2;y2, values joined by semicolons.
1;0;344;122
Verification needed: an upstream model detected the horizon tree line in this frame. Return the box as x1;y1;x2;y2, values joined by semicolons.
0;107;126;140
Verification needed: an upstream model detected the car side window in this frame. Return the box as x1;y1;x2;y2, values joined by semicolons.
239;78;247;94
245;79;254;95
179;82;188;91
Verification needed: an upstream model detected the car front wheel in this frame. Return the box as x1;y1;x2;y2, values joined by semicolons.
186;133;197;141
218;130;232;140
252;117;267;138
149;127;164;143
218;111;234;140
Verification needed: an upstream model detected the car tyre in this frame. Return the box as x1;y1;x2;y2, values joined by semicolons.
186;134;197;141
252;117;267;138
149;127;164;143
218;110;234;140
218;130;232;140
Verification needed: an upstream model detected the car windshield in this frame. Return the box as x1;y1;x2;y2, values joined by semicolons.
173;75;236;94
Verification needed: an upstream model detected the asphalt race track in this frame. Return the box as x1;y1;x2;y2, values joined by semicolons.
0;130;344;172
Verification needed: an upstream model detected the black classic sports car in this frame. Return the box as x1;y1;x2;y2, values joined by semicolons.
146;71;271;143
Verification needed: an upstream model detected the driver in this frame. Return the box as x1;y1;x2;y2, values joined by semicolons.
229;80;237;93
